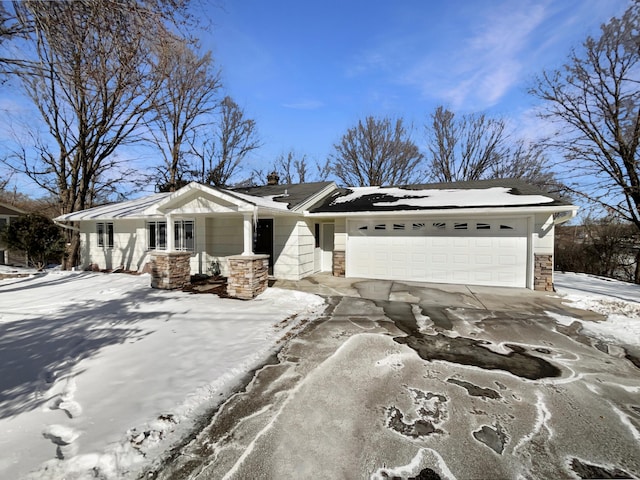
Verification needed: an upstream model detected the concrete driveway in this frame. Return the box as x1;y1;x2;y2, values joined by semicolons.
153;275;640;480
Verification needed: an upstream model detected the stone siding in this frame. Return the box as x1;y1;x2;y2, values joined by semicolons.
333;250;345;277
150;251;191;290
534;253;553;292
227;254;269;300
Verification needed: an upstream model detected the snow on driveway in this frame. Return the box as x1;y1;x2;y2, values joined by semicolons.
0;270;324;479
553;272;640;346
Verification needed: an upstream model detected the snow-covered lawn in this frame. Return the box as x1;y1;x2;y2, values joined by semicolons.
0;270;324;479
553;271;640;346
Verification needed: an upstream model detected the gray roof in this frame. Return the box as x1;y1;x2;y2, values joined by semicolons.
230;181;334;210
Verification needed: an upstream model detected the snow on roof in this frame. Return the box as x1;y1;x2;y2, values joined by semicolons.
312;181;569;214
55;192;171;221
332;186;555;207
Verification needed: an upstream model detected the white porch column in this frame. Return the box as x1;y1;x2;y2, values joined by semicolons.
242;213;253;255
166;214;175;251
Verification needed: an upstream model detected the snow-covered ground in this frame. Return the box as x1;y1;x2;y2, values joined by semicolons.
2;267;638;479
553;271;640;346
0;269;324;479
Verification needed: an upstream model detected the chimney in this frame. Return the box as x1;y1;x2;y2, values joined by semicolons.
267;171;279;185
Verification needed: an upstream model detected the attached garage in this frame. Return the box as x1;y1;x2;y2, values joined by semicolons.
346;217;529;288
309;180;579;291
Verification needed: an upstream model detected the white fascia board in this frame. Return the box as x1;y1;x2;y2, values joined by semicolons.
145;182;255;215
292;182;339;213
304;204;579;219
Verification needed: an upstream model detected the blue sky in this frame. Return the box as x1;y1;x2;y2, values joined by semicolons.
0;0;632;195
202;0;629;174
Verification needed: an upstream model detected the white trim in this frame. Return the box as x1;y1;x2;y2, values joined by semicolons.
306;205;578;219
147;182;255;215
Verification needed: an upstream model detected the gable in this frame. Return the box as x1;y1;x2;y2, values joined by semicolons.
152;191;248;215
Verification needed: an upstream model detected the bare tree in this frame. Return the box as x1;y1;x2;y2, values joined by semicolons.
330;116;424;186
424;106;557;190
0;3;31;72
425;107;507;182
530;3;640;236
193;96;261;187
252;150;332;186
148;37;221;192
491;141;558;191
530;4;640;282
4;0;186;268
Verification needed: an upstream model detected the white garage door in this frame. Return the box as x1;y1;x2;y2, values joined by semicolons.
346;218;529;288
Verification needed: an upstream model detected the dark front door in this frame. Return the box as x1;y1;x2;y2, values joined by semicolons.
254;219;274;275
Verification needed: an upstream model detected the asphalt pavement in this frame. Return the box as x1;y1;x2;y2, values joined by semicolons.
150;276;640;480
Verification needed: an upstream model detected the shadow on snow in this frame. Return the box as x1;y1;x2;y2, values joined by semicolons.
0;274;180;419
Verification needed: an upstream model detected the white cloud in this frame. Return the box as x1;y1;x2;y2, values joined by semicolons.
415;1;549;109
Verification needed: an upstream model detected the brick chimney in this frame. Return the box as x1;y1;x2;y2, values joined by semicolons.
267;171;279;185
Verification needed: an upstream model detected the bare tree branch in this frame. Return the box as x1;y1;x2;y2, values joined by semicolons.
192;96;261;187
147;36;221;192
330;116;424;186
530;2;640;247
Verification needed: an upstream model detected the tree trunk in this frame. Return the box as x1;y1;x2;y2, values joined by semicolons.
63;227;81;270
634;248;640;285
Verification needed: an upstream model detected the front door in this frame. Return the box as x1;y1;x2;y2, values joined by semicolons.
255;219;274;275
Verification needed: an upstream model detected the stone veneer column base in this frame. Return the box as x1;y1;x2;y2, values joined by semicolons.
150;251;191;290
534;253;554;292
333;250;345;277
227;254;269;300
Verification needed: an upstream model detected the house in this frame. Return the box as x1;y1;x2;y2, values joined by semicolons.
54;179;578;298
0;202;26;266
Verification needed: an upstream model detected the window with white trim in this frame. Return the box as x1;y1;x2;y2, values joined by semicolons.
174;220;195;251
147;221;167;250
97;222;114;248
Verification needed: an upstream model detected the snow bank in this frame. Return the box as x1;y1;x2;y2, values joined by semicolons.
553;272;640;346
0;271;324;479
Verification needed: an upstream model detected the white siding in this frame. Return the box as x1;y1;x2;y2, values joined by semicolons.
273;216;300;280
533;213;555;255
81;219;149;271
334;217;347;251
207;217;243;276
298;220;316;278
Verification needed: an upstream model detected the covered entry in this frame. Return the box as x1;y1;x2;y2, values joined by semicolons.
346;217;529;288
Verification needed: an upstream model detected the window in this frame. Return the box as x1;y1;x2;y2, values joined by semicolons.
432;222;446;230
476;223;491;230
454;222;468;230
500;224;514;230
97;222;114;248
174;220;195;251
412;222;425;231
148;221;167;250
0;218;6;232
393;223;405;231
358;225;368;231
374;224;386;230
314;223;320;248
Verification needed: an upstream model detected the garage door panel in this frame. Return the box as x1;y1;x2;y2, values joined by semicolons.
347;218;528;288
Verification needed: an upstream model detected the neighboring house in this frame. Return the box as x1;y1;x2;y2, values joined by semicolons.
54;178;577;297
0;202;26;266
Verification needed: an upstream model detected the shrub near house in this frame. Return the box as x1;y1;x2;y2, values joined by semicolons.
1;214;66;270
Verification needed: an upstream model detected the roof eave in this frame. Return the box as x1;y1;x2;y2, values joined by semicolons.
291;182;339;213
305;204;579;218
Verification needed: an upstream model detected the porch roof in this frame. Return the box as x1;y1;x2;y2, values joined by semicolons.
55;181;340;222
